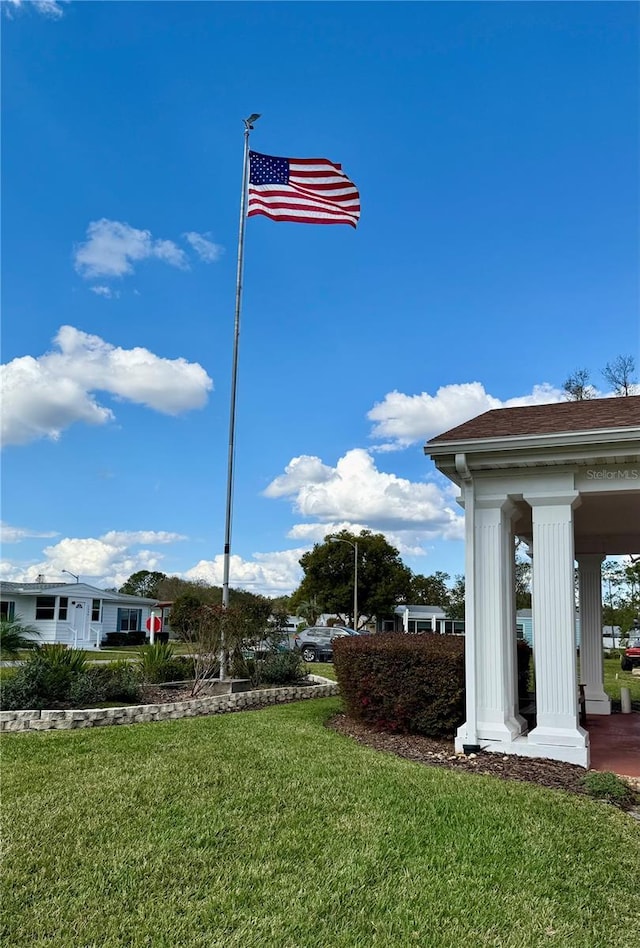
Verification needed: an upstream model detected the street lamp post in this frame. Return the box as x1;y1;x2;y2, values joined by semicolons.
329;537;358;631
62;570;79;583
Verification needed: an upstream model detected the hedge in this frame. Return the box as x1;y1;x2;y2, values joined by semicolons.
333;633;465;738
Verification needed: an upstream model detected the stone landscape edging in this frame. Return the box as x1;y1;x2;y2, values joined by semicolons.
0;676;339;733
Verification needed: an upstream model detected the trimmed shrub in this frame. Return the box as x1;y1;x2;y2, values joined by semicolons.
0;671;41;711
333;633;465;738
258;650;305;686
0;655;143;710
69;672;107;707
102;629;145;647
516;639;532;702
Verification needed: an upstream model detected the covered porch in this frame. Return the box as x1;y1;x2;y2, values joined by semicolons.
427;397;640;768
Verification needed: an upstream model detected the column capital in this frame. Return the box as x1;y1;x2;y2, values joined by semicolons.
475;496;522;521
576;553;606;568
524;491;581;510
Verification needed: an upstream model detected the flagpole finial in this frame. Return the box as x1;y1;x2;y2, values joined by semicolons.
244;113;261;131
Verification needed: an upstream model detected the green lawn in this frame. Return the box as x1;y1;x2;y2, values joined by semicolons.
603;656;640;704
2;699;639;948
310;661;337;680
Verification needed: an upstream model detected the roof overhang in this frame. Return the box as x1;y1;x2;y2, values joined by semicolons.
426;425;640;487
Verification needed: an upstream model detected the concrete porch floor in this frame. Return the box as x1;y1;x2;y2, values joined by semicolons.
587;713;640;778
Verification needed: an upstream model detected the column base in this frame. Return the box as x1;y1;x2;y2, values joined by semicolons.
528;722;588;748
584;691;612;715
477;716;526;743
454;731;590;767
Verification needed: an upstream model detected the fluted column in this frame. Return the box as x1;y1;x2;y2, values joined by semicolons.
577;554;611;714
474;497;525;742
525;493;588;764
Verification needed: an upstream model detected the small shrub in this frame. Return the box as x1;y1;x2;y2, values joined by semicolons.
516;639;532;702
136;646;194;684
137;642;175;683
69;672;107;707
258;651;305;686
581;771;638;808
0;672;41;711
103;630;145;647
333;633;465;738
38;644;88;675
101;660;142;701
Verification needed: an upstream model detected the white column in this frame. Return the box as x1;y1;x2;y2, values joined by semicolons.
473;497;525;743
577;554;611;715
526;493;588;766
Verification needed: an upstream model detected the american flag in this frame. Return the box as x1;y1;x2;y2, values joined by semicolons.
247;151;360;228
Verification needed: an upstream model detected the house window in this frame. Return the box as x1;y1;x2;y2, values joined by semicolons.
91;599;101;622
35;596;56;620
0;601;15;621
58;597;69;620
117;608;141;632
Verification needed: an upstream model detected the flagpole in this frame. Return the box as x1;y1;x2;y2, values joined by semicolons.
220;113;260;679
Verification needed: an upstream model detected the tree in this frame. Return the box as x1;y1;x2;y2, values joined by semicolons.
404;571;451;609
563;368;595;401
0;618;40;660
515;559;532;611
602;355;636;397
291;530;412;628
295;597;322;626
119;570;167;598
447;576;465;620
169;594;204;638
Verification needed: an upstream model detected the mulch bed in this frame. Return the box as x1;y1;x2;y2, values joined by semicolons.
327;713;640;809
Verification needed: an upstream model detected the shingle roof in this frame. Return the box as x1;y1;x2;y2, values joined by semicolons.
428;396;640;444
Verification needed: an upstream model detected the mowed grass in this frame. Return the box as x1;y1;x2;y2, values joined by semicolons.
2;699;639;948
603;656;640;703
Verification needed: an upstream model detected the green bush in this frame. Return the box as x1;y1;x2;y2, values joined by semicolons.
74;662;143;704
137;644;194;684
0;651;144;710
69;673;107;707
137;642;175;683
258;651;305;686
516;638;532;702
0;671;41;711
581;771;638;808
333;633;465;738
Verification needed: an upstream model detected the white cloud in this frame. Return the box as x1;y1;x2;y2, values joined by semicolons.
183;232;224;263
185;549;306;596
101;530;187;546
1;325;213;447
265;448;464;550
4;0;67;18
0;522;59;543
0;529;187;589
368;382;565;449
90;285;119;299
74;219;189;279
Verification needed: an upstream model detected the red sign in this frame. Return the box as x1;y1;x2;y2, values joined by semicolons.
146;615;162;633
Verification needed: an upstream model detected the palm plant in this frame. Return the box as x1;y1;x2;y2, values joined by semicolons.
0;618;40;660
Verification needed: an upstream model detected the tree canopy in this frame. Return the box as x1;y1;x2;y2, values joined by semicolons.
118;570;167;598
291;530;412;627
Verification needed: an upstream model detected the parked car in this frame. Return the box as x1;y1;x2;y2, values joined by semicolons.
620;638;640;671
293;626;355;663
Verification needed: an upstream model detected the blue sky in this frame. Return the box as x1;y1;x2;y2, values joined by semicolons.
2;1;638;595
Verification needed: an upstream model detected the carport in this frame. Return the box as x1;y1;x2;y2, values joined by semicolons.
426;396;640;767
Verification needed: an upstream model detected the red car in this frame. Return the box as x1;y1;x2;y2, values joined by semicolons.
621;638;640;671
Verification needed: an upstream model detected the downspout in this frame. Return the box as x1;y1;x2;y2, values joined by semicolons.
455;453;480;752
